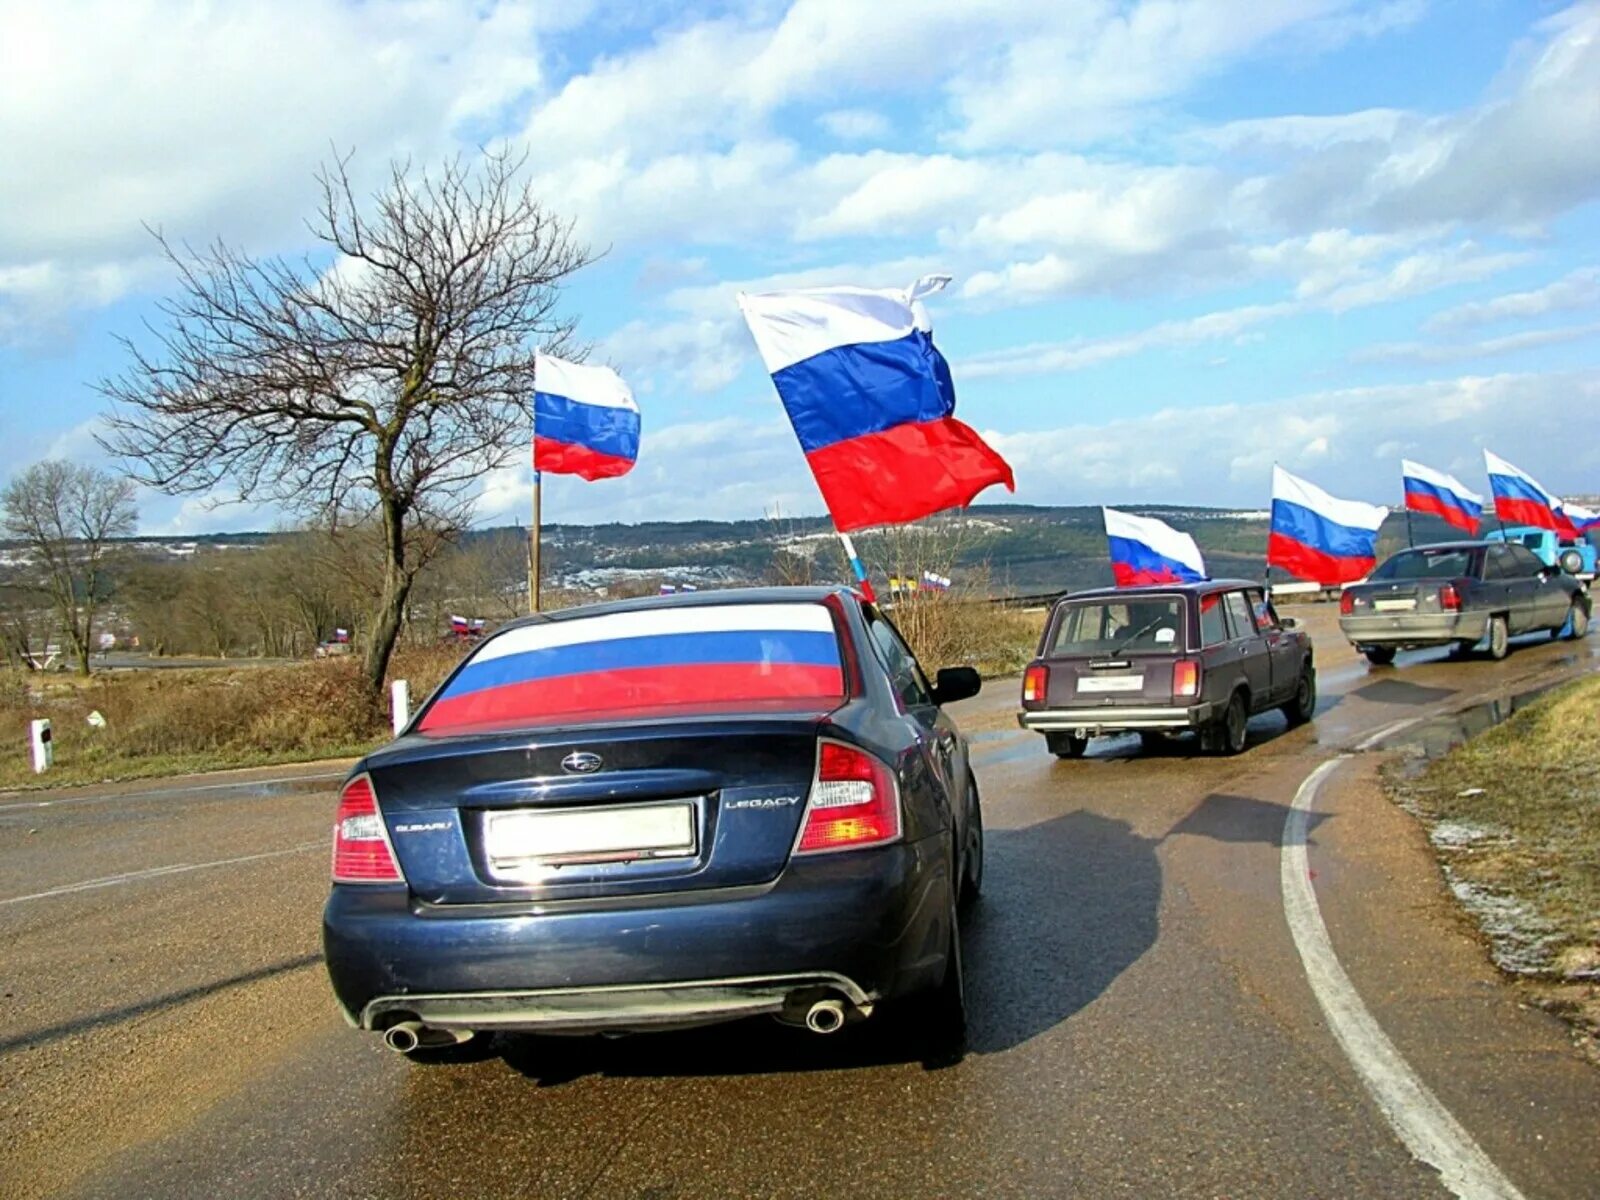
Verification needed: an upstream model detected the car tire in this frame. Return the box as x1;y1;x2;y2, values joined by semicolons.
907;900;967;1066
1280;667;1316;727
958;774;983;911
1206;692;1248;756
1566;601;1590;640
1046;732;1088;758
1362;646;1396;667
1486;614;1509;660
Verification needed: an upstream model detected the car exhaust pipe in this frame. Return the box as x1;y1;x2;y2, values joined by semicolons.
804;998;846;1034
383;1022;422;1053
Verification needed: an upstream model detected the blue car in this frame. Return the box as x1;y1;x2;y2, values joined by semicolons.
322;587;983;1059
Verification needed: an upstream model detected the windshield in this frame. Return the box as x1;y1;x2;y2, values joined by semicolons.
1520;534;1546;552
1370;548;1478;580
1050;598;1183;655
417;602;845;733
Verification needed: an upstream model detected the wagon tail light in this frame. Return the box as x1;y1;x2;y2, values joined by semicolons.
1172;660;1201;699
1339;590;1355;616
1022;664;1048;704
332;774;404;883
1438;583;1462;611
795;740;901;855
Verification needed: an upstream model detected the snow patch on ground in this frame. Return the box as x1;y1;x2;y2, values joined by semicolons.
1443;872;1565;975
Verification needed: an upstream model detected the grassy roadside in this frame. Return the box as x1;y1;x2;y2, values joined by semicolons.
1385;674;1600;1054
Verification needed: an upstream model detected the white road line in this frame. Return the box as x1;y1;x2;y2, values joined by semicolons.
1352;716;1425;753
0;841;326;907
1281;757;1527;1200
0;771;346;814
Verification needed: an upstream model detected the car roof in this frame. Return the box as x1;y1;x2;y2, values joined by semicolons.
1057;578;1261;603
492;585;860;632
1386;540;1490;553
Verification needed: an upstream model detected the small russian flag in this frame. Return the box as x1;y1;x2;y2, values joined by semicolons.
1269;467;1387;585
1103;507;1206;586
1401;460;1483;536
1484;450;1577;537
534;353;640;481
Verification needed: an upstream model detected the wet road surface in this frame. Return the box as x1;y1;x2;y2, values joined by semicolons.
3;610;1599;1198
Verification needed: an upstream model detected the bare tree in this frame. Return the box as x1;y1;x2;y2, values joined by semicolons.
99;149;593;698
0;461;137;674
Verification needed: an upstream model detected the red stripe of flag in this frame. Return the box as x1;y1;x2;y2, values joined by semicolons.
1268;531;1375;585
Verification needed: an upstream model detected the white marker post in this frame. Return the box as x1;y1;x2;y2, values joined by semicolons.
390;680;411;736
30;719;53;774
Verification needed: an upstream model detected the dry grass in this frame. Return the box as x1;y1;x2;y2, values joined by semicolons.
891;594;1044;678
1388;674;1600;1048
0;641;472;791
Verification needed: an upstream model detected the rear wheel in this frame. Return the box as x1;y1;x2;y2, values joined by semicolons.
1046;732;1087;758
1280;667;1316;727
958;774;983;911
1486;614;1509;660
907;900;967;1065
1206;692;1249;756
1566;601;1590;640
1362;646;1396;667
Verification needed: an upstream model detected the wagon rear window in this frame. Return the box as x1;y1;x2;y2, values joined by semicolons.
417;603;845;732
1049;598;1183;655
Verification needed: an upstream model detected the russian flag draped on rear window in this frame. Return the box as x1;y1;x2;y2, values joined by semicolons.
1401;459;1483;536
1484;450;1576;536
533;352;640;481
1103;507;1206;586
1269;466;1387;584
737;276;1014;532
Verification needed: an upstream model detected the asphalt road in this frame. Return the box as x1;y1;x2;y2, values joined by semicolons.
3;610;1598;1199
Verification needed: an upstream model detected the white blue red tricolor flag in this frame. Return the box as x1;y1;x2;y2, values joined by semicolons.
1269;466;1387;584
533;352;640;480
418;603;845;732
1483;450;1576;536
737;276;1014;532
1563;502;1600;535
1401;459;1483;536
1103;507;1207;586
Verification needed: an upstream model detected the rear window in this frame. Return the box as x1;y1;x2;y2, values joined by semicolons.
1370;548;1478;580
1050;598;1183;655
417;603;845;733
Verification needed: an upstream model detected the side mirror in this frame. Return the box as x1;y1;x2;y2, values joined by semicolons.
932;665;981;706
1279;616;1300;630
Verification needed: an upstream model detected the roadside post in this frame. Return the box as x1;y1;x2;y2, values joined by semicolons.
30;718;52;774
390;680;410;736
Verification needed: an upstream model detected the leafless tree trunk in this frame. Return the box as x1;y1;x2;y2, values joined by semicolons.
99;149;592;699
0;461;137;675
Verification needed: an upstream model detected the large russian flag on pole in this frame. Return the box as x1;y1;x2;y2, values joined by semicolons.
1269;466;1387;584
1401;459;1483;536
737;276;1014;532
1484;450;1576;536
533;352;640;480
1103;507;1206;585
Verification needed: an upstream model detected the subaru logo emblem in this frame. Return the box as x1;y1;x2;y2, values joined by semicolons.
561;751;603;775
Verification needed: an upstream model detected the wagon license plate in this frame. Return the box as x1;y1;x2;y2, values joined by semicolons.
1374;599;1417;612
485;803;696;869
1078;675;1145;694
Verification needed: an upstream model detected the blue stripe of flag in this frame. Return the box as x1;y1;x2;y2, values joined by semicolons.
770;329;955;453
1270;497;1380;559
1403;477;1482;518
534;391;641;461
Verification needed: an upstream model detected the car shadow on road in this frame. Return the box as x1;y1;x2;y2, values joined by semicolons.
489;811;1160;1085
1165;792;1330;847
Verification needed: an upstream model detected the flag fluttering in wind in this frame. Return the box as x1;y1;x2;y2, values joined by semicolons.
921;570;952;591
1401;460;1482;536
737;276;1014;532
533;352;640;480
1269;466;1387;584
1484;450;1575;536
1103;507;1206;586
1563;502;1600;535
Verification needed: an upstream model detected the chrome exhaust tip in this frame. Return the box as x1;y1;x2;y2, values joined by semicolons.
804;998;846;1034
382;1021;474;1054
383;1022;422;1053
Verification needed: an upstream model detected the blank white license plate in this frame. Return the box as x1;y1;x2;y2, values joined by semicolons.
485;803;696;868
1078;675;1145;694
1374;599;1417;612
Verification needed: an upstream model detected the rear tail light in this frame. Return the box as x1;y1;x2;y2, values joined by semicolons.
1339;590;1355;616
795;740;901;855
1439;583;1461;611
332;774;404;883
1173;660;1201;699
1022;664;1048;704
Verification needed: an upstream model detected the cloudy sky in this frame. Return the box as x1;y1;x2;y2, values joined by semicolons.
4;0;1599;533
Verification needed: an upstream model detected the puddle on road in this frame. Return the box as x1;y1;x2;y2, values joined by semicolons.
1378;679;1570;775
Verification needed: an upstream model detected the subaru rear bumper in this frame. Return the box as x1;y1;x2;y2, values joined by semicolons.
1018;701;1220;735
323;836;949;1031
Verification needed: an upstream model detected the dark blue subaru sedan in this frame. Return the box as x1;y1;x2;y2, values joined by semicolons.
322;587;983;1059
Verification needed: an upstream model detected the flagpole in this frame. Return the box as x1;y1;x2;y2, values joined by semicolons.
529;470;542;614
837;531;877;604
1405;504;1415;548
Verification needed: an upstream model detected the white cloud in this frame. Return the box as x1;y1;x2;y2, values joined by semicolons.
1352;322;1600;364
817;109;892;141
1424;265;1600;331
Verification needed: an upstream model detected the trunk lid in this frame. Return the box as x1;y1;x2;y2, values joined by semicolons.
1046;655;1181;707
1041;592;1186;706
366;711;829;906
